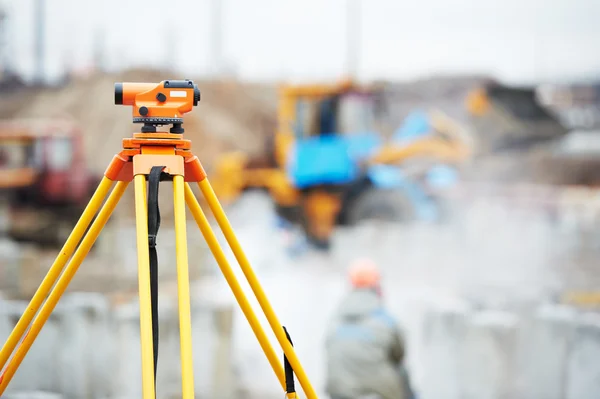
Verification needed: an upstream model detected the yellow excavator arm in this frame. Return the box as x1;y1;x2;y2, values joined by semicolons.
367;137;469;166
366;109;473;167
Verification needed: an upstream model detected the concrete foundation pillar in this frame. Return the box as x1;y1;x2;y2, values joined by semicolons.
3;300;62;395
419;301;470;399
191;296;217;397
113;300;142;399
462;311;520;399
109;294;227;398
0;238;22;295
155;296;184;399
2;391;64;399
565;313;600;399
212;305;235;399
0;292;10;342
57;293;114;399
515;305;578;399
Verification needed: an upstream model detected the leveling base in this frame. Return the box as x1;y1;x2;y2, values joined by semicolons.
0;129;317;399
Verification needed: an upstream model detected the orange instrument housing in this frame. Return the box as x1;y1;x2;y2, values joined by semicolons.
114;80;201;131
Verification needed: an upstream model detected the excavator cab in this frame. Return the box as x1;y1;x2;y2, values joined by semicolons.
292;84;386;139
284;82;388;189
303;95;380;136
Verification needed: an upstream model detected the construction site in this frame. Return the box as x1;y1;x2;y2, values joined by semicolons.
2;1;600;399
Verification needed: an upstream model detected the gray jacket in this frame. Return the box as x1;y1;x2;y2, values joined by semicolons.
324;289;412;399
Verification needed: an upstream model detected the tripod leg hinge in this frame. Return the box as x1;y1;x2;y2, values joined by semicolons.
184;156;207;182
104;153;133;181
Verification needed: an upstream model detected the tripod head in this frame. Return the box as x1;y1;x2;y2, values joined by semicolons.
114;79;201;134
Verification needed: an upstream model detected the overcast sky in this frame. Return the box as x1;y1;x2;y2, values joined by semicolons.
3;0;600;84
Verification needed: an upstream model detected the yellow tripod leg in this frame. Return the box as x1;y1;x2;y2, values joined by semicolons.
133;175;157;399
198;178;318;399
0;181;128;394
184;183;286;391
0;177;114;371
173;175;195;399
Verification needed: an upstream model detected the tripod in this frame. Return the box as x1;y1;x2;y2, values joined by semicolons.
0;80;317;399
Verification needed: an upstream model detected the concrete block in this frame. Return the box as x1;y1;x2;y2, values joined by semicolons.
0;293;10;343
565;312;600;399
191;296;218;398
3;300;62;395
514;305;578;399
110;294;224;399
56;293;114;399
0;238;22;292
86;295;116;399
2;391;64;399
419;300;470;399
461;310;519;399
155;296;183;399
113;300;142;399
211;306;236;399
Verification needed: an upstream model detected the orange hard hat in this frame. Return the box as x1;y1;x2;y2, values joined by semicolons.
348;258;381;289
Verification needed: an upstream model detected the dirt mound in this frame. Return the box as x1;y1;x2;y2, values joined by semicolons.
0;68;278;219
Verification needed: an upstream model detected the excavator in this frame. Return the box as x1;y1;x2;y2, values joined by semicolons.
462;79;570;183
210;79;470;249
0;118;101;246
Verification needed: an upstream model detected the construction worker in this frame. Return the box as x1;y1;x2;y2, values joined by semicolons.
324;259;414;399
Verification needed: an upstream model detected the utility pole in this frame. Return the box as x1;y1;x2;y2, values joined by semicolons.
0;5;9;79
93;27;105;73
346;0;360;80
164;23;177;72
210;0;223;77
34;0;45;84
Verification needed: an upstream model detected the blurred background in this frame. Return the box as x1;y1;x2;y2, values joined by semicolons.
1;0;600;398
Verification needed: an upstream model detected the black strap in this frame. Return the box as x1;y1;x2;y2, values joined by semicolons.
147;166;165;391
283;326;296;394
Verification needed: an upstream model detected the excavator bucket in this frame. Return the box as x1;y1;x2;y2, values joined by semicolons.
466;83;568;155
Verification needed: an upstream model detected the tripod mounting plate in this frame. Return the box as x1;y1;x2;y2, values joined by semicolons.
133;117;184;125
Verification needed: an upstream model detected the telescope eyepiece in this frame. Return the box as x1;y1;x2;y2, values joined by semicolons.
114;83;123;105
193;84;201;106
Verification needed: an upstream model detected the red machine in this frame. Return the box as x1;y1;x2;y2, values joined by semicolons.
0;118;100;245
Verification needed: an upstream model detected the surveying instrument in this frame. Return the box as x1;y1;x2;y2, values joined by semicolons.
0;79;317;399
